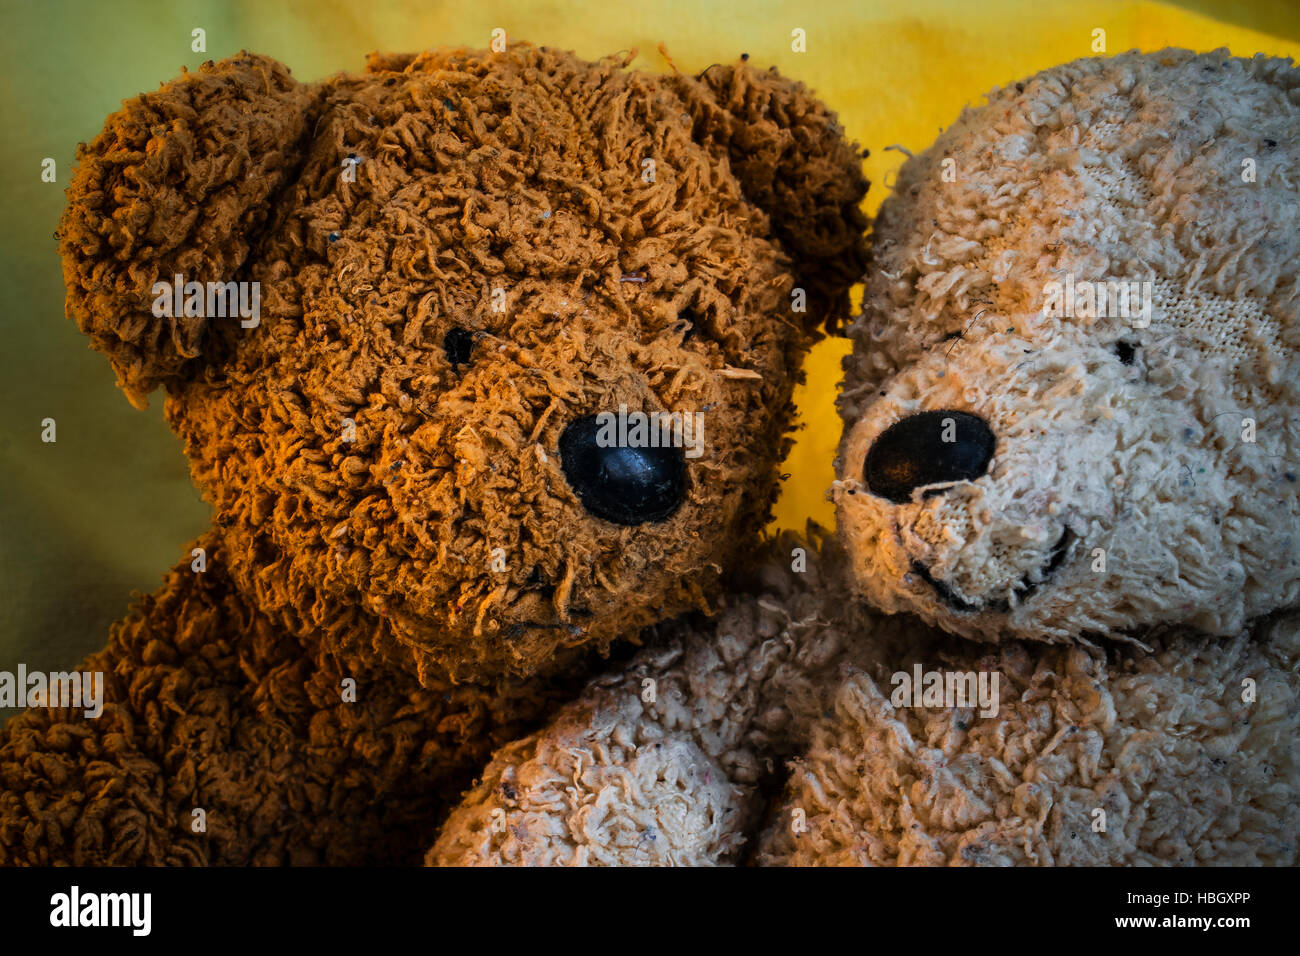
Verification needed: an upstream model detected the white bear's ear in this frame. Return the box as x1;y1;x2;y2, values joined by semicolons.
56;53;319;409
671;60;869;332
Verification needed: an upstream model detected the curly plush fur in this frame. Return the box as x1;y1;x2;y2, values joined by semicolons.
429;49;1300;867
0;45;867;864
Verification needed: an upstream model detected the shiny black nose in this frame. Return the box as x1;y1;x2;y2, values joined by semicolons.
863;410;995;504
559;414;686;525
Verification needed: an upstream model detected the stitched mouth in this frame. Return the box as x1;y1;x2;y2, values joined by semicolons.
909;529;1074;614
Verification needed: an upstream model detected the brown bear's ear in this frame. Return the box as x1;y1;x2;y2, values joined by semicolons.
57;53;319;408
672;61;869;332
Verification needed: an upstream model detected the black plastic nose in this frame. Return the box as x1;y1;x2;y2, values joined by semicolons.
559;414;687;525
443;327;475;368
863;410;995;504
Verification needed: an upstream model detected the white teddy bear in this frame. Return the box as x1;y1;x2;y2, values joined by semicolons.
429;48;1300;866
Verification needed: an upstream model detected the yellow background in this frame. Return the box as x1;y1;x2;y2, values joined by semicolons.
1;0;1298;711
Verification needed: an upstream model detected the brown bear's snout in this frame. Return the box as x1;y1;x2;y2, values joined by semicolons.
863;410;996;504
558;414;688;526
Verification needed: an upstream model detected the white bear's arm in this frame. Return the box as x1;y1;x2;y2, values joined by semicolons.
428;538;881;866
427;637;754;866
757;612;1300;866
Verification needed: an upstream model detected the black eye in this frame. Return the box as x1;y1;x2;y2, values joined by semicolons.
444;327;476;368
1113;340;1137;366
559;414;687;525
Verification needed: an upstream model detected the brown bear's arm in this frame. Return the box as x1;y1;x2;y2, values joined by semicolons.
0;533;579;865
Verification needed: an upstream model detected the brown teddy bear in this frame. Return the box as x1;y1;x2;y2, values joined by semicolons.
0;44;867;864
